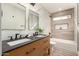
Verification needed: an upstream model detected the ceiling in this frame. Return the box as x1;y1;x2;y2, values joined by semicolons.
40;3;76;13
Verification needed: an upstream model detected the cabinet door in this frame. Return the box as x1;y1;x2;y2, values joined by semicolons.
38;36;50;47
27;36;50;56
5;44;32;56
39;37;50;56
25;40;41;56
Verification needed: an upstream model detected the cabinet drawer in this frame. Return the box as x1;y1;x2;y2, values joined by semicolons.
37;36;50;45
5;44;34;56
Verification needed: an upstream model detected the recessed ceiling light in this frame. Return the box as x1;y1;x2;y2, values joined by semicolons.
58;8;62;11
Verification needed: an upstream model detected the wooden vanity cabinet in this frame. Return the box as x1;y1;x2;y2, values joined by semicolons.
4;36;50;56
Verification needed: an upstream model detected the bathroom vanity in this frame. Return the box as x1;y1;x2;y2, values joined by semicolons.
1;3;50;56
2;34;50;56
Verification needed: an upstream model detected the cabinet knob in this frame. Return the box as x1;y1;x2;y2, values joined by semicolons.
30;48;36;52
25;48;36;55
25;52;29;54
33;48;36;50
44;40;47;43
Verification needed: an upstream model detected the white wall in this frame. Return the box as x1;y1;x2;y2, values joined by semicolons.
77;3;79;51
0;3;2;56
74;3;77;52
1;3;51;41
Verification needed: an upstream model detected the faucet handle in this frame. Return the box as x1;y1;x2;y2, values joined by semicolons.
8;36;13;40
19;35;22;39
15;33;20;39
25;34;28;38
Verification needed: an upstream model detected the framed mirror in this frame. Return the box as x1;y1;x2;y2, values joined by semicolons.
28;10;39;30
1;3;26;30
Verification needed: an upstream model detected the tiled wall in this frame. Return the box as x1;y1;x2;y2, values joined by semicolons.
51;8;74;41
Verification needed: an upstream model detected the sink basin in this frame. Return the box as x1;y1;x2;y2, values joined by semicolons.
35;35;45;37
7;39;31;46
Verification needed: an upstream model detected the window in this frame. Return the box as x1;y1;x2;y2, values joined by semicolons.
53;15;71;21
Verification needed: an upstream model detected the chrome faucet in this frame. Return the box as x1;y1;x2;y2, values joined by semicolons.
15;33;19;39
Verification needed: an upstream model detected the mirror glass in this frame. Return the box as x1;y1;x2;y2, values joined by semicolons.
1;3;26;30
28;10;39;30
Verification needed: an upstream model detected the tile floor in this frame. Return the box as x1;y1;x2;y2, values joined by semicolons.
50;47;78;56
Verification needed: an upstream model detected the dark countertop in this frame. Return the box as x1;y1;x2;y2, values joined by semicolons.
2;34;48;53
